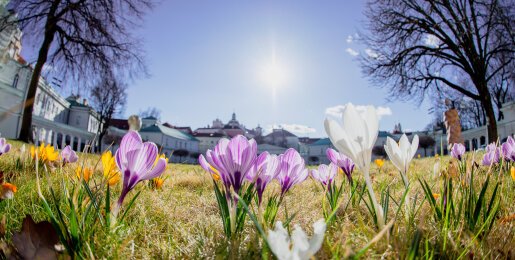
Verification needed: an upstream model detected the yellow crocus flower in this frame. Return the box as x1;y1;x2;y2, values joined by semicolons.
101;151;120;186
44;144;59;162
511;166;515;181
154;153;169;169
75;166;93;182
433;193;440;199
30;143;58;163
153;178;165;189
374;159;384;168
209;165;220;181
107;173;120;186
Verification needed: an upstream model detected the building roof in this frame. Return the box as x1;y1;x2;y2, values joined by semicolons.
299;137;320;144
172;126;193;134
109;118;130;130
192;132;226;138
140;124;198;141
265;129;297;138
378;131;394;138
310;138;331;146
66;95;89;108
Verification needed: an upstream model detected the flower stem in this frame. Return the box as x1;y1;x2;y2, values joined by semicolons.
364;167;384;229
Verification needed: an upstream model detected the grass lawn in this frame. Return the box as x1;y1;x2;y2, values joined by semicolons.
0;140;514;259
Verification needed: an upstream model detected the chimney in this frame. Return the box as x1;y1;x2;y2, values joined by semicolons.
83;98;88;106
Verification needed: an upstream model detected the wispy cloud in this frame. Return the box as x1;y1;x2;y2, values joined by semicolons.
424;34;440;47
346;33;360;44
364;48;379;59
325;104;393;119
265;124;316;135
345;48;359;56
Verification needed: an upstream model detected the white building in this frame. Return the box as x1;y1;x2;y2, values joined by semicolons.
461;102;515;150
138;117;199;163
0;6;102;151
257;143;287;155
263;129;300;150
192;131;227;154
305;138;334;165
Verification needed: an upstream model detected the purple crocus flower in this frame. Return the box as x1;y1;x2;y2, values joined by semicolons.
326;148;355;185
482;143;500;166
115;131;167;208
501;136;515;162
0;138;11;156
246;152;280;205
450;143;465;161
203;135;257;194
60;145;78;164
276;148;308;196
311;163;338;187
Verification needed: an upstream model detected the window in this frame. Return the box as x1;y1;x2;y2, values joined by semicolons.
12;74;19;88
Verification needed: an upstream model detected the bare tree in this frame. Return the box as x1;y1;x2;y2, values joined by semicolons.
490;52;515;120
3;0;153;142
139;107;162;120
362;0;514;142
90;70;127;151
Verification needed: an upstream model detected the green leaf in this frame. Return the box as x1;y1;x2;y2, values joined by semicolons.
234;194;269;248
418;178;441;220
472;175;490;228
407;229;422;260
213;180;231;237
105;185;111;227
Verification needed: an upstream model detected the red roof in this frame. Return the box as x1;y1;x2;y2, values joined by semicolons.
109;118;130;130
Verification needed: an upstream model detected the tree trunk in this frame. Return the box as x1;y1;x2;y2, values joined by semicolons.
18;29;56;142
483;100;498;143
477;81;498;143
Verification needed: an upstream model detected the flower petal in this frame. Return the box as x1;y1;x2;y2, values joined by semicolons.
409;135;419;160
267;221;292;260
128;142;158;178
308;219;327;255
141;158;167;180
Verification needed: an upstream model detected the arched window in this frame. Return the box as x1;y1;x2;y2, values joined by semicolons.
480;136;486;146
472;138;478;150
12;74;19;88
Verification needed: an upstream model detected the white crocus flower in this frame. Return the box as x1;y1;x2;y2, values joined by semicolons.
268;219;326;260
324;103;378;171
324;103;384;228
384;134;419;187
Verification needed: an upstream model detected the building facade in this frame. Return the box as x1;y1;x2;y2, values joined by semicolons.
0;6;102;152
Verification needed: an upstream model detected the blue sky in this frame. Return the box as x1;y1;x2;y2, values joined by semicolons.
29;0;434;137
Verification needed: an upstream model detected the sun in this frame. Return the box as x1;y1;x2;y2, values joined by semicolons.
259;56;289;89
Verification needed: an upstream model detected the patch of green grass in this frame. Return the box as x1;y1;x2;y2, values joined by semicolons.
0;140;514;258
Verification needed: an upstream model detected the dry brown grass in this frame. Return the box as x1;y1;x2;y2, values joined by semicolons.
0;140;514;259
